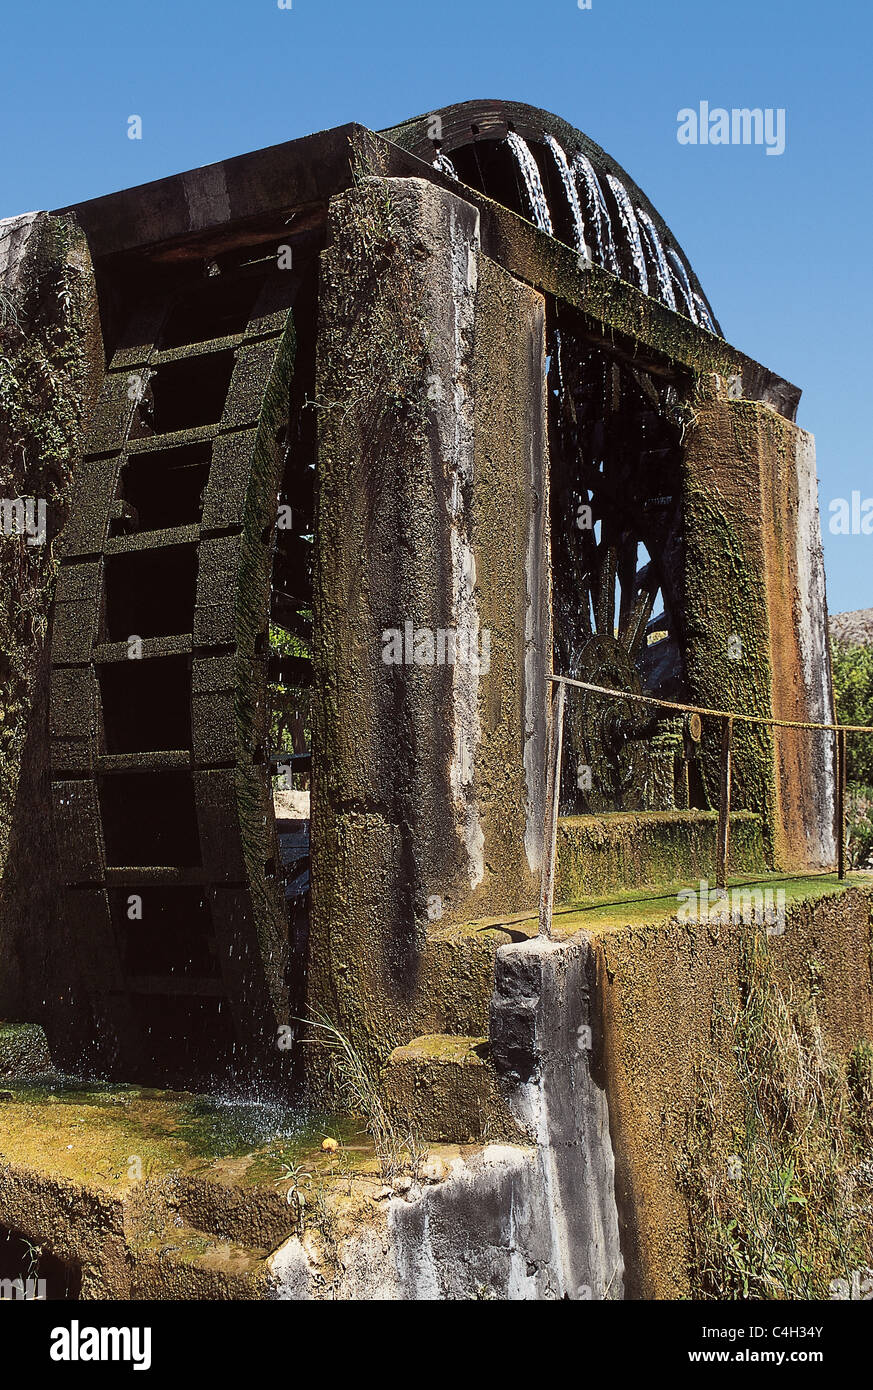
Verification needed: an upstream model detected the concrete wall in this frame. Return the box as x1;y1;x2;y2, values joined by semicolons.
309;176;551;1073
594;887;873;1297
273;931;623;1301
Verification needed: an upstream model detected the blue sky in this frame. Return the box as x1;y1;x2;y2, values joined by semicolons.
1;0;869;613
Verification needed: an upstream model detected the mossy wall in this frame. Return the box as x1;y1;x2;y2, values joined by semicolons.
308;176;551;1079
555;809;766;902
0;212;104;1019
681;378;835;872
593;886;873;1298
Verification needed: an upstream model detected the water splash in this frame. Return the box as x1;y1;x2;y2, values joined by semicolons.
571;152;619;275
433;151;458;179
505;131;553;235
544;133;589;257
665;246;698;322
636;207;676;310
605;175;648;295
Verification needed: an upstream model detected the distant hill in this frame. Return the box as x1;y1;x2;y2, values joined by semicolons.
830;608;873;647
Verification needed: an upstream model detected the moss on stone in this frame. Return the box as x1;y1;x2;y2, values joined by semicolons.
555;809;767;901
0;216;100;882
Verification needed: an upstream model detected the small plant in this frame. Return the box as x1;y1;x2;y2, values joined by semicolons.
20;1238;42;1282
846;785;873;869
847;1041;873;1149
305;1011;421;1181
273;1161;313;1208
268;621;311;770
0;289;20;329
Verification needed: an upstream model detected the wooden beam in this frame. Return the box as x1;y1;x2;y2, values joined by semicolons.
539;680;567;939
716;715;733;891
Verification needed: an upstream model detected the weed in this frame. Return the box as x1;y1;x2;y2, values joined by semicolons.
304;1012;422;1181
680;933;873;1299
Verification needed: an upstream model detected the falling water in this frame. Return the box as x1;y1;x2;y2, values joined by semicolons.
605;175;649;295
505;131;553;235
692;293;718;335
635;207;676;311
433;151;458;179
552;327;566;407
665;246;698;323
571;152;620;275
505;131;717;335
544;133;589;257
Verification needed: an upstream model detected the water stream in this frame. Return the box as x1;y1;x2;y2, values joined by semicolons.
636;206;677;310
433;151;458;179
545;133;589;257
506;131;554;235
605;175;649;295
665;246;699;322
571;151;620;274
496;130;716;334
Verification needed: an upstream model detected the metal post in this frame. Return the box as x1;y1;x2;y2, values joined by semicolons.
837;726;847;880
539;679;566;938
716;715;733;892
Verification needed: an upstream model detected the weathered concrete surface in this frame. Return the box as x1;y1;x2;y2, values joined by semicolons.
774;427;836;864
310;175;551;1078
384;1034;521;1145
0;1069;603;1302
0;211;104;1022
682;376;837;871
593;885;873;1298
491;935;625;1300
0;1081;307;1298
269;1143;600;1300
555;809;766;901
278;931;624;1299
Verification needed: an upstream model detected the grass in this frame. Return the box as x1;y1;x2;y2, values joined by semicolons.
305;1011;422;1182
463;871;871;941
680;932;873;1299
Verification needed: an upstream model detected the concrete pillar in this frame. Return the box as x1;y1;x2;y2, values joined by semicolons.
309;177;551;1070
682;377;835;870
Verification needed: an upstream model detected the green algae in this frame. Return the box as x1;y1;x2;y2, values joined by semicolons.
463;873;872;940
0;1077;374;1191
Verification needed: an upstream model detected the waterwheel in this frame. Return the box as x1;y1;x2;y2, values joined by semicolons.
548;333;687;813
48;253;314;1087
